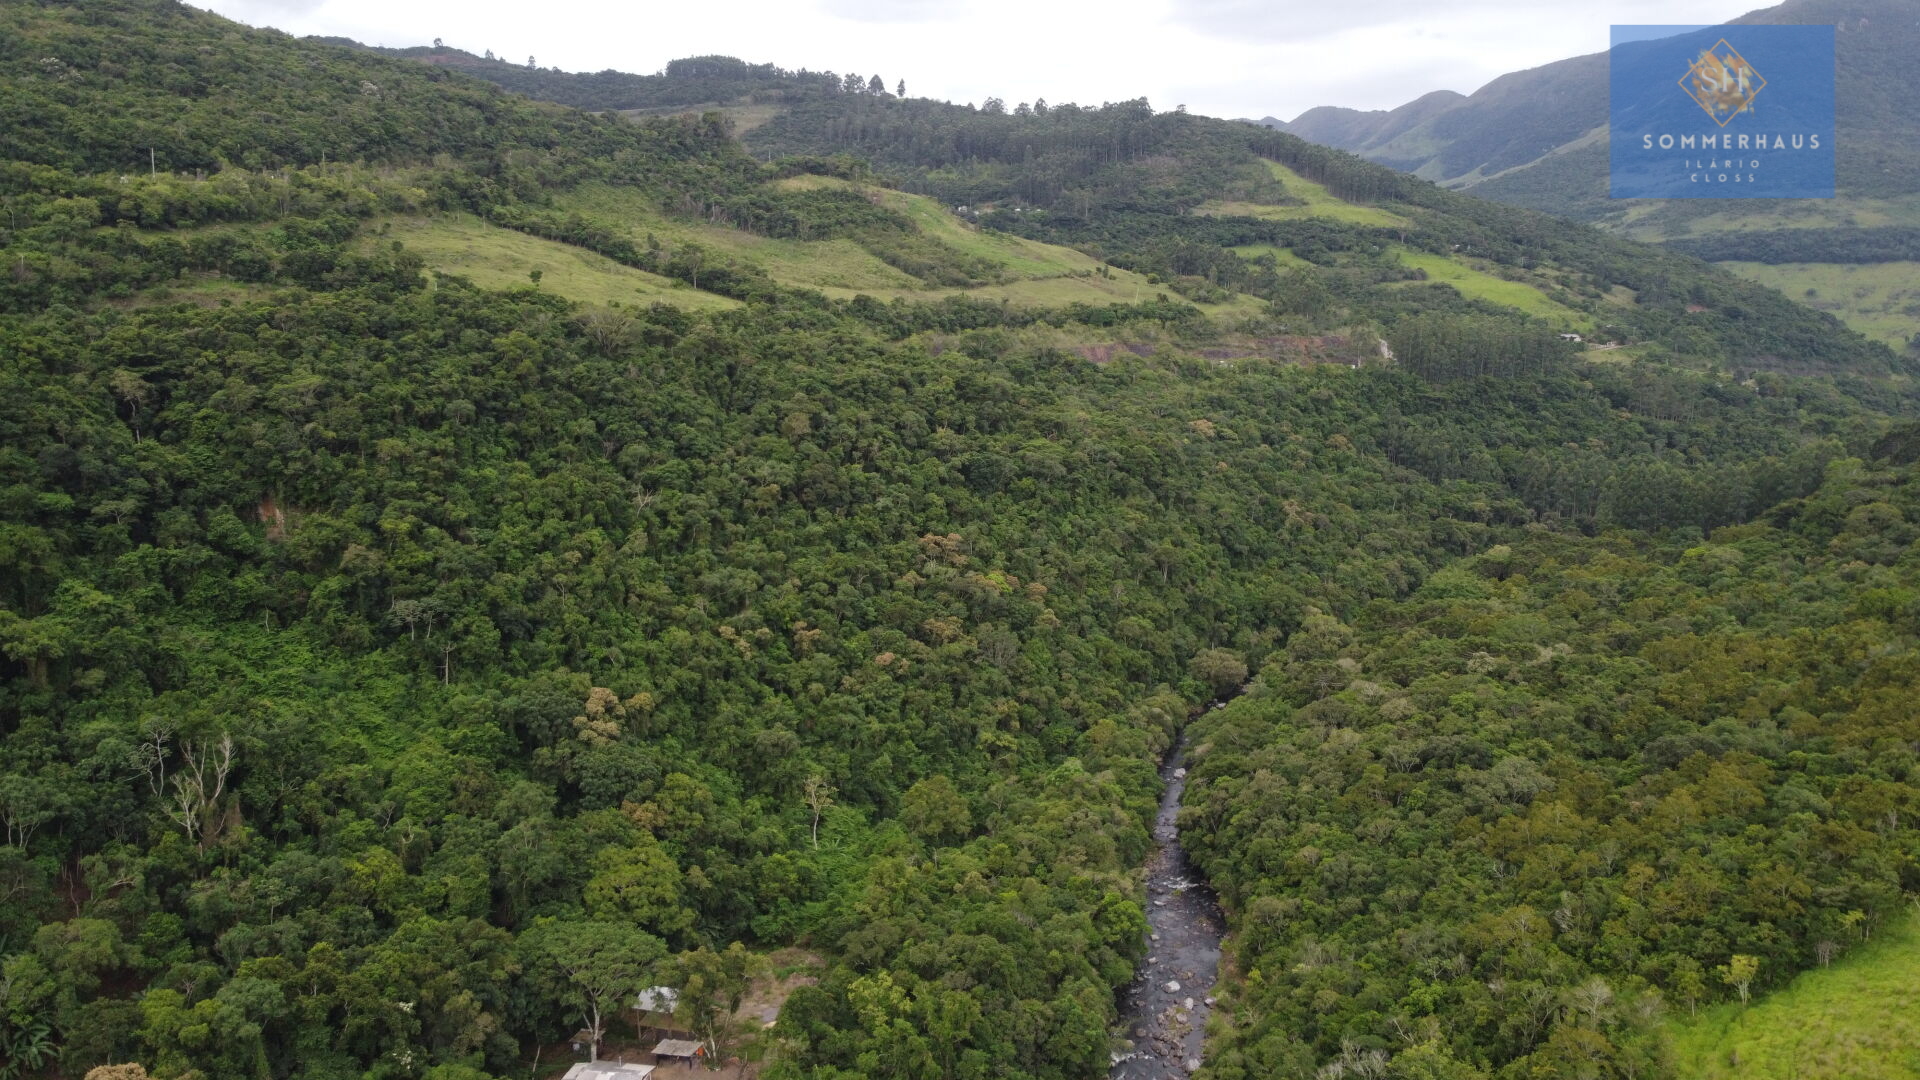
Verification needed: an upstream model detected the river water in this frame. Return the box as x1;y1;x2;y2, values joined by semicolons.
1110;736;1225;1079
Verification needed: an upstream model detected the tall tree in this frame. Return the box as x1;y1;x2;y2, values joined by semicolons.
520;921;667;1062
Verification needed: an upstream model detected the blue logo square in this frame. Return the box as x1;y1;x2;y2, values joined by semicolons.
1609;24;1834;199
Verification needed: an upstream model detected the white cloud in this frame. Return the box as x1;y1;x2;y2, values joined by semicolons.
190;0;1770;121
818;0;969;23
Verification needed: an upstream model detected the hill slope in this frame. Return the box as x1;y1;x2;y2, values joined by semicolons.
1186;455;1920;1079
354;36;1904;374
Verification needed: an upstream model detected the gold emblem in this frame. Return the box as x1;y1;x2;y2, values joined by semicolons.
1680;39;1766;126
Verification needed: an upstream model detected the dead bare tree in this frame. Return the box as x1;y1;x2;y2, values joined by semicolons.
128;717;177;795
165;734;236;846
802;775;835;849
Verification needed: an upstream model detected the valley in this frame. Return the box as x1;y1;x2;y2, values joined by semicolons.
1;4;1916;1080
1110;738;1224;1080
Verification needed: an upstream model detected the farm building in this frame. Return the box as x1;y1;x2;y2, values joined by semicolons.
650;1039;706;1069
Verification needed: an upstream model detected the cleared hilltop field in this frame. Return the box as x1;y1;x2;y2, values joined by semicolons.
1666;916;1920;1080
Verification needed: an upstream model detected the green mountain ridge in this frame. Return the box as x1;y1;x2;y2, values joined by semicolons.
333;34;1899;377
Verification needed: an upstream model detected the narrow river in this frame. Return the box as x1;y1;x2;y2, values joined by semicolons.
1110;735;1224;1079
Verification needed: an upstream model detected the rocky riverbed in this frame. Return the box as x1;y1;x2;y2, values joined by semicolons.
1110;738;1224;1079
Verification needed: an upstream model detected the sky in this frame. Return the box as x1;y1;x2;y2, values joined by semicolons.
195;0;1772;121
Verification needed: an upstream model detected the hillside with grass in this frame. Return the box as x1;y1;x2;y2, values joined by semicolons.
350;33;1903;373
1666;914;1920;1079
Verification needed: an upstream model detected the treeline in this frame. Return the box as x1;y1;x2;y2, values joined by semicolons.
352;47;911;116
1244;127;1415;204
1387;313;1579;382
0;2;641;173
1183;458;1920;1079
1663;226;1920;266
357;49;849;113
0;206;427;310
748;96;1282;214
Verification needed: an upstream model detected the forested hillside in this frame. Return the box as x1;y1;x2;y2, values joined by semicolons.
337;48;850;115
1;3;1916;1080
1184;452;1920;1078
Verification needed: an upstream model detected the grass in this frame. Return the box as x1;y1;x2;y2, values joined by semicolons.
703;102;785;134
1615;194;1920;242
377;213;740;310
111;274;284;310
1390;249;1590;327
1719;261;1920;350
1196;160;1412;228
564;180;1270;315
563;181;926;291
1665;915;1920;1080
772;174;1113;278
614;101;785;134
1230;244;1313;268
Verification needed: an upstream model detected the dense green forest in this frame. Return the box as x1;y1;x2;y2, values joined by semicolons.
1184;453;1920;1078
2;3;1917;1080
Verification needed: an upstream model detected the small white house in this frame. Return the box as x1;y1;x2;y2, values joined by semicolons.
562;1063;654;1080
1560;333;1584;342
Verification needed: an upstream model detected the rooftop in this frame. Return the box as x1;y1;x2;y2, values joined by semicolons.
561;1063;655;1080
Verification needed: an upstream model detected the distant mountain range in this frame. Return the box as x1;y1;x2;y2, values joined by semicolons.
1253;0;1913;203
1245;0;1920;352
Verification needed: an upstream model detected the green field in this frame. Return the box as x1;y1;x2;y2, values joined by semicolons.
114;274;285;310
1197;159;1412;228
564;179;1269;314
1719;261;1920;350
379;213;741;310
773;174;1122;279
1391;248;1590;327
1665;916;1920;1080
1616;194;1920;241
1230;243;1313;268
558;181;923;292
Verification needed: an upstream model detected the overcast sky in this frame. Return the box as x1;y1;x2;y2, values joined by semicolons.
196;0;1771;121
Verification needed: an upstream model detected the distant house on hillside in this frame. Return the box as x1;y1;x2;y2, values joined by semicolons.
1560;333;1583;342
